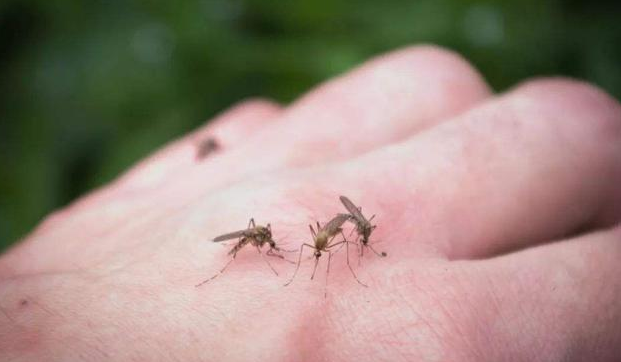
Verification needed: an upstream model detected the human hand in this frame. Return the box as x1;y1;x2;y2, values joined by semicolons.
1;45;620;361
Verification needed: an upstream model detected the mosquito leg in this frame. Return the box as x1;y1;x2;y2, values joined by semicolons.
328;233;339;245
356;238;363;267
266;248;284;259
327;240;345;250
248;218;255;229
346;234;362;265
331;241;346;254
324;252;333;298
346;240;368;287
278;247;299;253
310;256;320;280
346;234;353;269
227;238;247;256
330;231;349;254
256;246;278;276
368;243;387;257
273;243;299;255
284;244;314;286
195;257;235;287
267;248;296;264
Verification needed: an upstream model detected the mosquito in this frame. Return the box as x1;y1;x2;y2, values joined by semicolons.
339;195;387;258
195;137;220;160
284;214;367;296
195;218;286;287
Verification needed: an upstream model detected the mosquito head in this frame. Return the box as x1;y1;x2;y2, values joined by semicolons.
314;250;322;258
361;224;375;244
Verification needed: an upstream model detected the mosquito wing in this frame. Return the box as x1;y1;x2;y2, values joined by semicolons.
339;195;367;222
212;229;246;242
322;214;350;235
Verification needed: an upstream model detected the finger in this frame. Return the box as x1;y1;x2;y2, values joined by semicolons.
312;78;621;259
169;45;491;196
117;45;491;194
476;224;621;361
59;46;491;210
270;45;491;165
225;45;491;167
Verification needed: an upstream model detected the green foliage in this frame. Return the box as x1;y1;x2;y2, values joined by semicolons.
1;0;620;249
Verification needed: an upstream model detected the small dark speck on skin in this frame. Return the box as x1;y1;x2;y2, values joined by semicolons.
19;299;28;307
195;137;220;160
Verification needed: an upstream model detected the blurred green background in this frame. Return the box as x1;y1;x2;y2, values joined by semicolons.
1;0;620;251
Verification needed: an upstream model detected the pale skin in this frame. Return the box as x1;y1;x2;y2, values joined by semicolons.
1;45;621;361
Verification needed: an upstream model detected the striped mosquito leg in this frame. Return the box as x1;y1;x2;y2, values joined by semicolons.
346;239;367;287
324;251;333;298
256;246;278;276
284;244;314;286
195;257;235;287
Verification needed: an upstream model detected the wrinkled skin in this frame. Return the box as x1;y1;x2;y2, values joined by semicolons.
1;45;621;362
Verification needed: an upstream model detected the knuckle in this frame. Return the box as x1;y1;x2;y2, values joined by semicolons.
378;44;491;97
510;77;621;147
